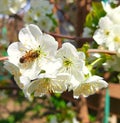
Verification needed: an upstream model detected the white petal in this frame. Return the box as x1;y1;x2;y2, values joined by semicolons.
7;42;24;57
99;16;113;29
4;61;24;89
51;73;70;93
19;25;38;49
4;61;19;75
27;79;48;97
93;29;107;45
41;58;62;75
7;42;25;65
73;76;108;98
27;80;39;95
78;51;85;60
67;75;80;91
20;60;41;80
71;65;84;81
85;75;103;83
23;83;33;101
27;73;70;97
27;24;42;39
39;34;58;57
102;2;112;13
20;76;31;87
57;43;78;58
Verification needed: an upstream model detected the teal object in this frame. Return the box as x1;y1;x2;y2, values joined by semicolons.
102;0;109;3
2;27;7;35
103;88;110;123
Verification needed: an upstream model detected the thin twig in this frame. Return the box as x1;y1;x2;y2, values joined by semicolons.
46;32;93;42
0;49;117;62
0;56;8;61
0;86;19;90
88;49;116;55
46;32;76;40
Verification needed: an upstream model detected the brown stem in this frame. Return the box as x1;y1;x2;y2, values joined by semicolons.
88;49;116;55
46;32;93;42
46;32;76;40
0;56;8;61
0;49;116;62
0;86;19;90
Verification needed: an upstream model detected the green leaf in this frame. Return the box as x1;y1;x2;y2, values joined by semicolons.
92;2;106;18
8;115;15;123
85;2;106;33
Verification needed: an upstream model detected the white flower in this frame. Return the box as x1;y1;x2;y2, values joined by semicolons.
25;6;46;23
93;16;113;46
0;0;9;14
117;73;120;82
66;0;74;4
102;1;118;14
38;16;53;32
103;55;120;72
0;0;29;14
107;5;120;24
8;0;27;14
56;43;87;90
117;49;120;57
7;24;58;80
108;25;120;51
31;0;53;14
102;3;120;24
24;73;69;99
109;0;118;4
73;76;108;98
4;61;30;89
82;27;92;37
24;0;55;32
102;2;113;13
94;18;120;53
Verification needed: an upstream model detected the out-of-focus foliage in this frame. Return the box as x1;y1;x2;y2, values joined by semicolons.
85;2;106;34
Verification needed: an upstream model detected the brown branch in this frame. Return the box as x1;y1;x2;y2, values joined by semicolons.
46;32;93;42
47;32;76;40
88;49;116;55
0;85;19;90
0;56;8;61
0;49;117;62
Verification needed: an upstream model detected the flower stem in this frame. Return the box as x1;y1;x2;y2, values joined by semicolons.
91;58;102;67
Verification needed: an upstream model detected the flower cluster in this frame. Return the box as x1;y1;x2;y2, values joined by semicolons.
93;4;120;56
4;24;108;100
0;0;27;14
24;0;57;32
93;3;120;73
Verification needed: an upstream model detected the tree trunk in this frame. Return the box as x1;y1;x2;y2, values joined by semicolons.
76;0;91;47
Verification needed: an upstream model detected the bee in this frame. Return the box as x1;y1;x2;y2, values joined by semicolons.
19;50;39;63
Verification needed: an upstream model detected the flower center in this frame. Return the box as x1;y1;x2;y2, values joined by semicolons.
36;11;41;17
114;36;120;42
104;30;110;36
36;78;51;93
42;21;46;26
63;57;73;68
